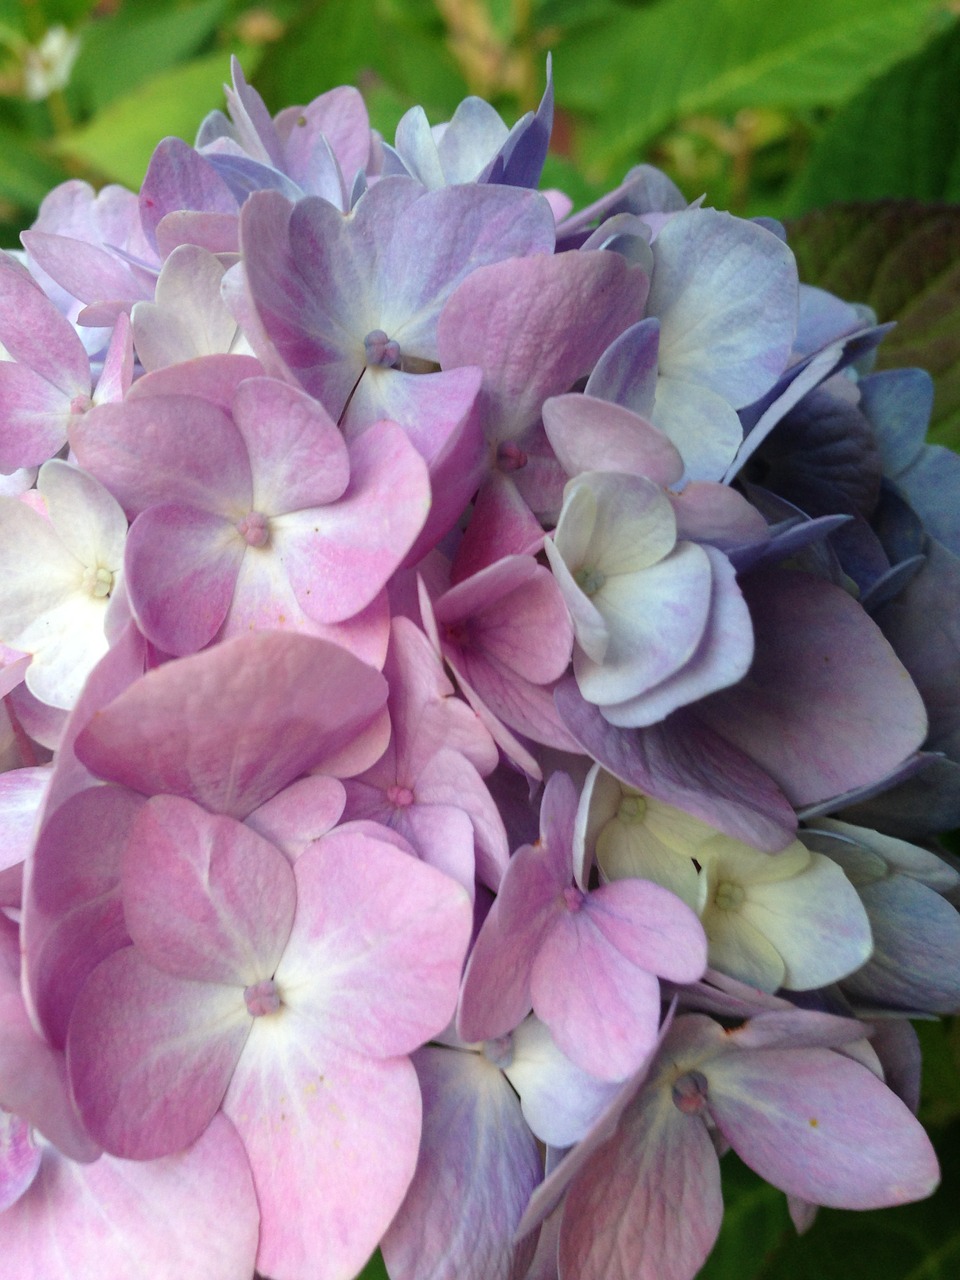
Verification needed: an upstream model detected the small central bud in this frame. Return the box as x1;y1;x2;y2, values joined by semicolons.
364;328;401;367
82;565;114;598
562;884;585;912
236;510;270;547
244;978;282;1018
387;784;414;808
672;1069;709;1115
618;793;647;823
496;441;528;472
483;1034;514;1070
714;881;746;911
69;392;93;415
574;566;606;596
442;620;471;649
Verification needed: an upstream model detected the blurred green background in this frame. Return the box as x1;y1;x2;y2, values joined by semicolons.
0;1;958;1277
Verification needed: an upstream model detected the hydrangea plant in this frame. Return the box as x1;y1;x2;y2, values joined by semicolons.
0;57;957;1280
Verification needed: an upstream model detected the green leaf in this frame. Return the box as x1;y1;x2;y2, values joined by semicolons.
787;201;960;450
54;48;254;189
554;0;950;177
354;1250;389;1280
71;0;228;114
254;0;469;135
0;118;64;209
787;20;960;212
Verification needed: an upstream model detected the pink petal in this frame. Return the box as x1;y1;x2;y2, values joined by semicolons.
245;775;347;859
125;503;244;655
74;632;387;817
278;420;430;623
224;1027;422;1280
23;784;144;1048
72;394;252;517
66;947;250;1158
0;1114;259;1280
531;910;663;1081
278;827;472;1058
543;393;684;485
122;795;296;983
232;375;350;510
559;1090;723;1280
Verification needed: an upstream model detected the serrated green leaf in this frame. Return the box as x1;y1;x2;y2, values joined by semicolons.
554;0;949;177
787;201;960;450
54;48;254;189
787;20;960;212
254;0;468;132
71;0;227;114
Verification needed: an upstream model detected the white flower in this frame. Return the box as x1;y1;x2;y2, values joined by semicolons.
23;26;80;101
0;460;126;708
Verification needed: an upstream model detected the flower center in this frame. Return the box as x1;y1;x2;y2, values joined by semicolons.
562;884;585;912
483;1034;514;1070
69;392;93;415
671;1069;709;1115
574;565;606;596
364;328;401;367
617;793;647;823
236;510;270;548
496;441;528;472
244;978;282;1017
714;881;746;911
387;784;414;808
82;565;114;598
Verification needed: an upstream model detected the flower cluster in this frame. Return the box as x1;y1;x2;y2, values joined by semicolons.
0;58;958;1280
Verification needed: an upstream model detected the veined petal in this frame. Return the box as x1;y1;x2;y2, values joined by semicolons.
66;948;250;1159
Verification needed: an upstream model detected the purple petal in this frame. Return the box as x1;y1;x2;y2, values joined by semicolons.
382;1046;542;1280
707;1046;940;1208
555;680;797;850
438;250;646;445
696;569;929;806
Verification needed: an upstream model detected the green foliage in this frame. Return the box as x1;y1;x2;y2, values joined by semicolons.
55;49;256;187
787;20;960;212
355;1250;390;1279
787;201;960;450
70;0;227;113
552;0;949;179
253;0;469;138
